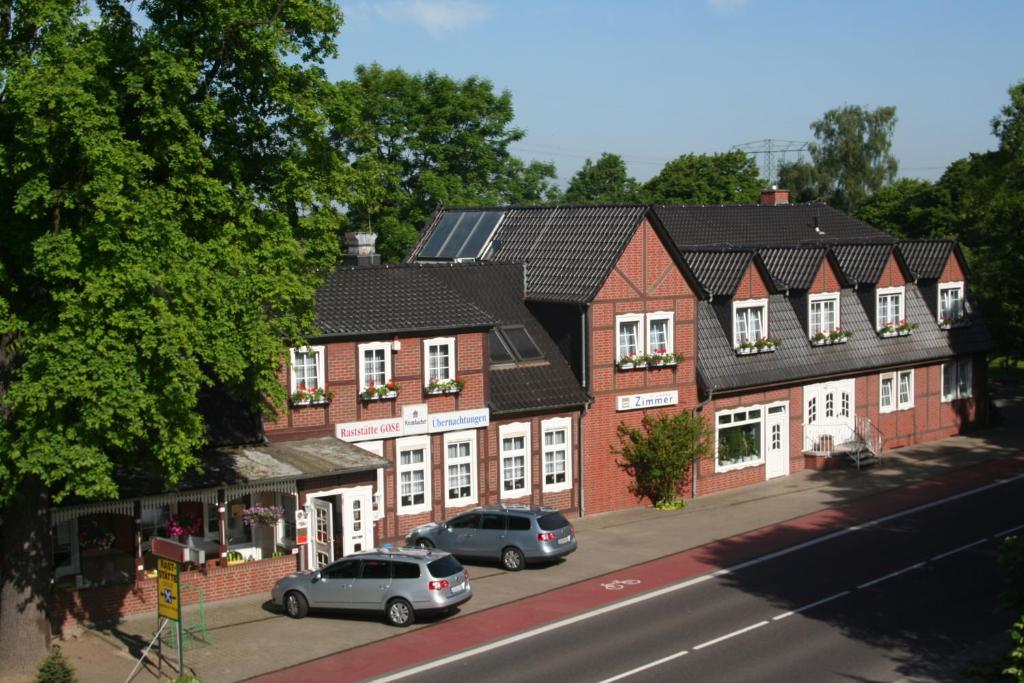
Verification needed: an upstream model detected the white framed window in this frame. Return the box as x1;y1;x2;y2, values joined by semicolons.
898;369;914;409
499;422;531;498
876;286;905;330
942;358;973;402
358;342;392;393
715;407;764;472
880;369;913;413
733;299;767;347
808;293;840;337
443;430;477;507
396;436;430;515
423;337;456;386
541;417;572;493
616;314;644;362
290;346;325;395
879;373;896;413
646;312;674;356
938;282;965;323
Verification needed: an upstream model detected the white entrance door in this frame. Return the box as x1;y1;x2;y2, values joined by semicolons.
311;498;334;569
764;402;790;479
803;379;855;451
341;487;374;556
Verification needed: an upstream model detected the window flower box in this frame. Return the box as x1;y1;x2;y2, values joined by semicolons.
290;385;333;406
618;353;647;369
362;380;400;401
939;315;970;330
878;323;898;338
754;336;781;353
896;320;917;337
811;332;829;346
647;349;683;367
829;329;851;344
735;342;757;356
426;376;465;395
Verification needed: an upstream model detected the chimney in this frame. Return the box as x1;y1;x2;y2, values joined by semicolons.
343;232;381;267
759;186;790;206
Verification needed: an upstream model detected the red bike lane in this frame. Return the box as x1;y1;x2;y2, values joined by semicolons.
249;455;1024;683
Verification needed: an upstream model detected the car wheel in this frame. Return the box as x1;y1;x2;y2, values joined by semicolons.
414;538;434;549
386;598;415;627
501;546;525;572
284;591;308;619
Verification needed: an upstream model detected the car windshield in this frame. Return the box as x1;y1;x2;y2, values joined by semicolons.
427;555;463;578
538;512;571;531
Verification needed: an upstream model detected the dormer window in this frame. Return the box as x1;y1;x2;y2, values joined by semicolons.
733;299;767;347
808;293;840;339
938;282;966;327
876;286;905;334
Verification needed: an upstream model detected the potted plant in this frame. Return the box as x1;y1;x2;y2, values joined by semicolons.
78;520;116;552
242;505;285;527
290;385;333;405
649;348;667;366
226;551;244;565
834;328;851;343
736;340;756;356
427;376;465;394
879;322;898;338
811;331;828;346
618;353;638;370
939;314;968;330
763;336;781;351
634;353;650;368
362;379;400;400
166;512;201;540
897;320;917;336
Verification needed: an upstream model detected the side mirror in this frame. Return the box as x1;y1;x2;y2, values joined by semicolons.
312;571;322;583
443;523;452;532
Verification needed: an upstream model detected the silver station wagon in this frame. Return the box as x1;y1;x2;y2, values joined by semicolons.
405;505;577;571
271;547;471;627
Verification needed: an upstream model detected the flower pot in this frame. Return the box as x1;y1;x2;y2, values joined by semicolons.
880;330;898;338
617;363;634;370
812;339;827;347
939;323;952;331
898;330;910;337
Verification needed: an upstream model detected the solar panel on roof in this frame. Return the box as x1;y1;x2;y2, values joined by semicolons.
488;329;515;363
419;213;460;258
501;326;542;360
458;211;502;258
437;212;482;259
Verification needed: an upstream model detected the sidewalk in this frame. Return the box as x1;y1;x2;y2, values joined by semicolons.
57;384;1024;683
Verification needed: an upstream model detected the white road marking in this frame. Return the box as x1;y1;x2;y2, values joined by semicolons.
692;620;769;650
602;579;642;591
369;473;1024;683
994;523;1024;537
772;590;851;621
931;539;987;561
857;561;927;589
595;649;690;683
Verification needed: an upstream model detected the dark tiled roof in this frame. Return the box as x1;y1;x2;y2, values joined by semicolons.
412;205;649;304
679;250;755;297
830;244;897;286
758;247;836;291
898;240;960;280
315;265;496;338
426;262;589;415
697;286;995;393
654;203;894;249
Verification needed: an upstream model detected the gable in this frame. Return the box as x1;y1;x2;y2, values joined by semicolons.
733;261;771;301
595;218;699;302
808;257;843;294
877;253;908;289
939;250;966;283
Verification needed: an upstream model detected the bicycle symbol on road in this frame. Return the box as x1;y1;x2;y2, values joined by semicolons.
601;579;641;591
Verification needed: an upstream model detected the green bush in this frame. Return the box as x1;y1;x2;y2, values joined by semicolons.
615;411;711;508
36;646;76;683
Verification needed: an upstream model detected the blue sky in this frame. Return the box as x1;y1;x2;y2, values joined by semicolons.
327;0;1024;185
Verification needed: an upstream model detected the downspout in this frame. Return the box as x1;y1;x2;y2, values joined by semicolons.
579;305;590;516
691;384;715;500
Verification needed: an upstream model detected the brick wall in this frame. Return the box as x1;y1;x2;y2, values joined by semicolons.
939;251;966;283
50;555;299;635
878;253;908;288
809;258;843;294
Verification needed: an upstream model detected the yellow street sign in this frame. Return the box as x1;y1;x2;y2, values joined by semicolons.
157;558;180;622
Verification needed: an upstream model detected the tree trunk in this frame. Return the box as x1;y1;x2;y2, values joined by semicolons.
0;477;52;681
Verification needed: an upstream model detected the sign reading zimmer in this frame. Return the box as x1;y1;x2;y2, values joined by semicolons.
616;390;679;412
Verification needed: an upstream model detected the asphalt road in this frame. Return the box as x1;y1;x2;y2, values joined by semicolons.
383;477;1024;683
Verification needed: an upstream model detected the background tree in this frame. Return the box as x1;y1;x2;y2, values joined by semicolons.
780;105;898;211
853;178;941;239
563;152;640;204
642;150;762;205
0;0;348;673
338;64;558;261
615;411;711;509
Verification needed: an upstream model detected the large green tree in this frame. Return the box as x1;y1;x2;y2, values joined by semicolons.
563;152;640;204
642;150;761;205
338;64;558;261
779;105;898;211
0;0;348;673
